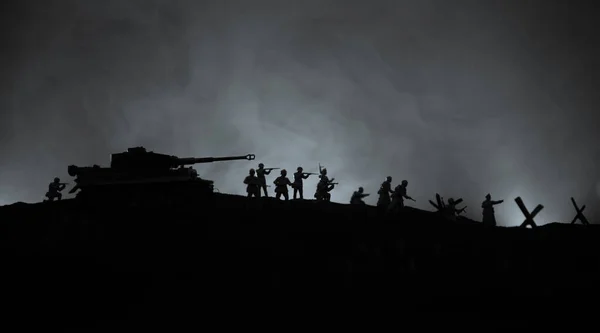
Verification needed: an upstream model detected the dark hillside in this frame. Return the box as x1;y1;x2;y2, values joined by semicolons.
1;195;599;329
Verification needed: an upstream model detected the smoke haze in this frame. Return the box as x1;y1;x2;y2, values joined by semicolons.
1;0;599;226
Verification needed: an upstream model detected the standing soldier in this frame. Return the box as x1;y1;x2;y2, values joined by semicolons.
292;167;315;200
243;168;261;198
350;187;370;205
482;193;503;227
377;176;394;208
388;180;415;213
256;163;278;197
273;169;292;200
45;177;67;202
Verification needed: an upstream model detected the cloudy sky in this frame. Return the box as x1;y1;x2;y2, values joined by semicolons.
1;0;599;226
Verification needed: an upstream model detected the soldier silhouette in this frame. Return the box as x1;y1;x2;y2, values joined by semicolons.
377;176;394;208
273;169;292;200
243;168;261;198
350;187;370;205
45;177;67;202
314;164;336;201
388;180;415;213
292;167;314;200
256;163;273;197
482;193;503;227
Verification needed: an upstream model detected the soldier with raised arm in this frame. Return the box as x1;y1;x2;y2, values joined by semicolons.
377;176;394;208
45;177;67;202
256;163;279;197
273;169;293;200
314;164;337;201
388;180;415;213
244;168;261;198
350;187;370;205
482;193;503;226
292;167;315;200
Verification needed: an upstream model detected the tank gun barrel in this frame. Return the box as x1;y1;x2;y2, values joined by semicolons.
176;154;256;166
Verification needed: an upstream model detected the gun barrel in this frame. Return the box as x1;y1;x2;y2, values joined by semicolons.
177;154;255;165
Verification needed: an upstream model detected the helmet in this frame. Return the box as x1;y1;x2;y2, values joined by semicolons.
297;167;303;172
281;169;287;175
54;177;60;183
249;168;255;175
386;176;392;182
401;180;408;185
258;163;264;168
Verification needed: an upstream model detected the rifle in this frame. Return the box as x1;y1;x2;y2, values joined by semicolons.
330;182;339;185
302;172;317;176
58;183;69;185
264;167;280;172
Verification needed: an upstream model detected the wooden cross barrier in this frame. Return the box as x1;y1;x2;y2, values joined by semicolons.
570;197;590;225
515;196;543;228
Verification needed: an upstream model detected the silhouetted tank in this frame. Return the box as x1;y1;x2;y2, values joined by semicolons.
67;147;255;203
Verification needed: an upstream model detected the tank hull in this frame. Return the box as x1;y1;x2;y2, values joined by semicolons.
74;178;214;207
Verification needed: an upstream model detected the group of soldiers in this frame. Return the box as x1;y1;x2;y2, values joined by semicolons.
243;166;506;227
243;163;335;201
44;162;505;226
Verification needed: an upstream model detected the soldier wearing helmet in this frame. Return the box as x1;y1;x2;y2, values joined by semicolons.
292;166;314;200
315;163;336;201
273;169;292;200
45;177;67;202
377;176;394;208
388;179;415;212
256;163;276;197
243;168;261;198
350;186;370;205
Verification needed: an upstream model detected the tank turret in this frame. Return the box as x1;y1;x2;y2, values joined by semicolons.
108;146;255;171
67;147;256;205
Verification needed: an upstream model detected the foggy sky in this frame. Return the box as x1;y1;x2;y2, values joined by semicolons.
1;0;599;226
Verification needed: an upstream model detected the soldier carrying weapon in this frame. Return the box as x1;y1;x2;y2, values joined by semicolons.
292;167;316;200
273;169;293;200
45;177;68;202
314;163;337;201
350;187;370;205
256;163;279;197
482;193;503;227
244;168;261;198
388;180;415;213
377;176;394;208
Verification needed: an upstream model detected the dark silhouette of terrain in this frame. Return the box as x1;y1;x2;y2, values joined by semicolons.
1;194;599;329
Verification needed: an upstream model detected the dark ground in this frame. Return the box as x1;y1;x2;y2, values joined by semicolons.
1;194;598;330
